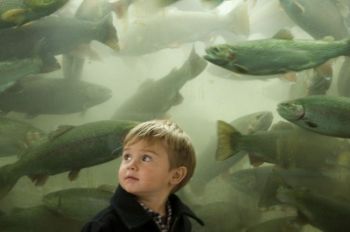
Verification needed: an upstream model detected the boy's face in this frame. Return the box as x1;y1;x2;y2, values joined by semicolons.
118;139;179;198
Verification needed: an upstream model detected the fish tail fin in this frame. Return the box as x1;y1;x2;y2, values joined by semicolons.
222;1;250;36
0;164;21;200
216;120;242;161
110;0;132;19
97;14;120;51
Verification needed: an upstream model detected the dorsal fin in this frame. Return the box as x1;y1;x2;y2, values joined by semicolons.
48;125;75;140
273;29;294;40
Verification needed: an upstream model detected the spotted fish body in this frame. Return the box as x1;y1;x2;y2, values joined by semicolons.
204;37;350;75
0;0;68;29
278;95;350;138
0;120;137;199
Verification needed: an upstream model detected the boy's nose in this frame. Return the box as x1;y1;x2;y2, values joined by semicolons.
126;159;138;170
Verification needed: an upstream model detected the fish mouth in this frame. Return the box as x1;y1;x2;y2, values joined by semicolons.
277;102;305;121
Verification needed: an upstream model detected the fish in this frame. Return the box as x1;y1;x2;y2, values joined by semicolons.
116;1;249;55
191;201;261;232
0;0;69;29
0;206;83;232
277;187;350;232
189;111;273;194
112;47;207;121
216;120;350;169
43;187;113;222
0;76;112;117
0;15;118;62
0;38;60;87
62;0;119;80
307;62;333;95
336;57;350;97
204;36;350;75
279;0;348;40
0;116;45;157
0;120;137;199
245;216;302;232
277;95;350;138
229;166;350;204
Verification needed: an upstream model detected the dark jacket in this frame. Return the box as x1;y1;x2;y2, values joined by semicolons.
81;186;204;232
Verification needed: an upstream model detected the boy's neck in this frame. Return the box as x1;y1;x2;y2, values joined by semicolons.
137;193;170;216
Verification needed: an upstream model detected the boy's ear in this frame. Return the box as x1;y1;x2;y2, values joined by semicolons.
170;166;187;185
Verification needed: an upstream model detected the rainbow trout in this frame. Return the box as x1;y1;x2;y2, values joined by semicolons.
204;37;350;75
0;0;68;29
0;120;137;199
278;95;350;138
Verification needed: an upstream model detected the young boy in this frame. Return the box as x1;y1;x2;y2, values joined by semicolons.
81;119;204;232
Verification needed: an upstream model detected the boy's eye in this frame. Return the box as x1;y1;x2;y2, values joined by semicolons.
123;154;131;161
142;154;152;162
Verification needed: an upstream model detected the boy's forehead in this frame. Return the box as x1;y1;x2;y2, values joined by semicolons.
124;137;168;151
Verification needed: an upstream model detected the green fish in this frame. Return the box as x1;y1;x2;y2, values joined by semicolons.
0;0;69;29
278;95;350;138
0;15;118;62
0;120;137;199
0;206;83;232
112;47;207;121
189;111;273;195
43;187;113;222
0;38;59;87
216;120;350;169
279;0;348;39
0;116;45;157
204;37;350;75
277;187;350;232
0;76;112;117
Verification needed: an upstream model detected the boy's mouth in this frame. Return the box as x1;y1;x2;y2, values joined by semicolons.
125;175;139;181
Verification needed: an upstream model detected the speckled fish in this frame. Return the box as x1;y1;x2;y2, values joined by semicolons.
43;187;113;222
0;39;60;87
0;15;118;61
189;111;273;195
229;166;350;204
0;206;83;232
62;0;120;80
216;121;350;169
278;95;350;138
0;117;45;157
117;1;249;55
277;187;350;232
0;120;137;199
112;48;207;121
204;37;350;75
0;0;69;29
0;76;112;117
279;0;348;39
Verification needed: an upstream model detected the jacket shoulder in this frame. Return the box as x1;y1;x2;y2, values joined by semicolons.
81;206;126;232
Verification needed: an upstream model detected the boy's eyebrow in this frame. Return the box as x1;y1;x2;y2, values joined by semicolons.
123;147;160;156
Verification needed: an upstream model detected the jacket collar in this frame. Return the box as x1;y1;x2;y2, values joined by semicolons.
111;185;204;229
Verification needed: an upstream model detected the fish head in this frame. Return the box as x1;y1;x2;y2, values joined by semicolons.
277;100;305;122
204;45;236;68
247;111;274;134
84;84;112;106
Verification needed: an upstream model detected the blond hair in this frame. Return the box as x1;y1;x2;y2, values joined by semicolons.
123;120;196;192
